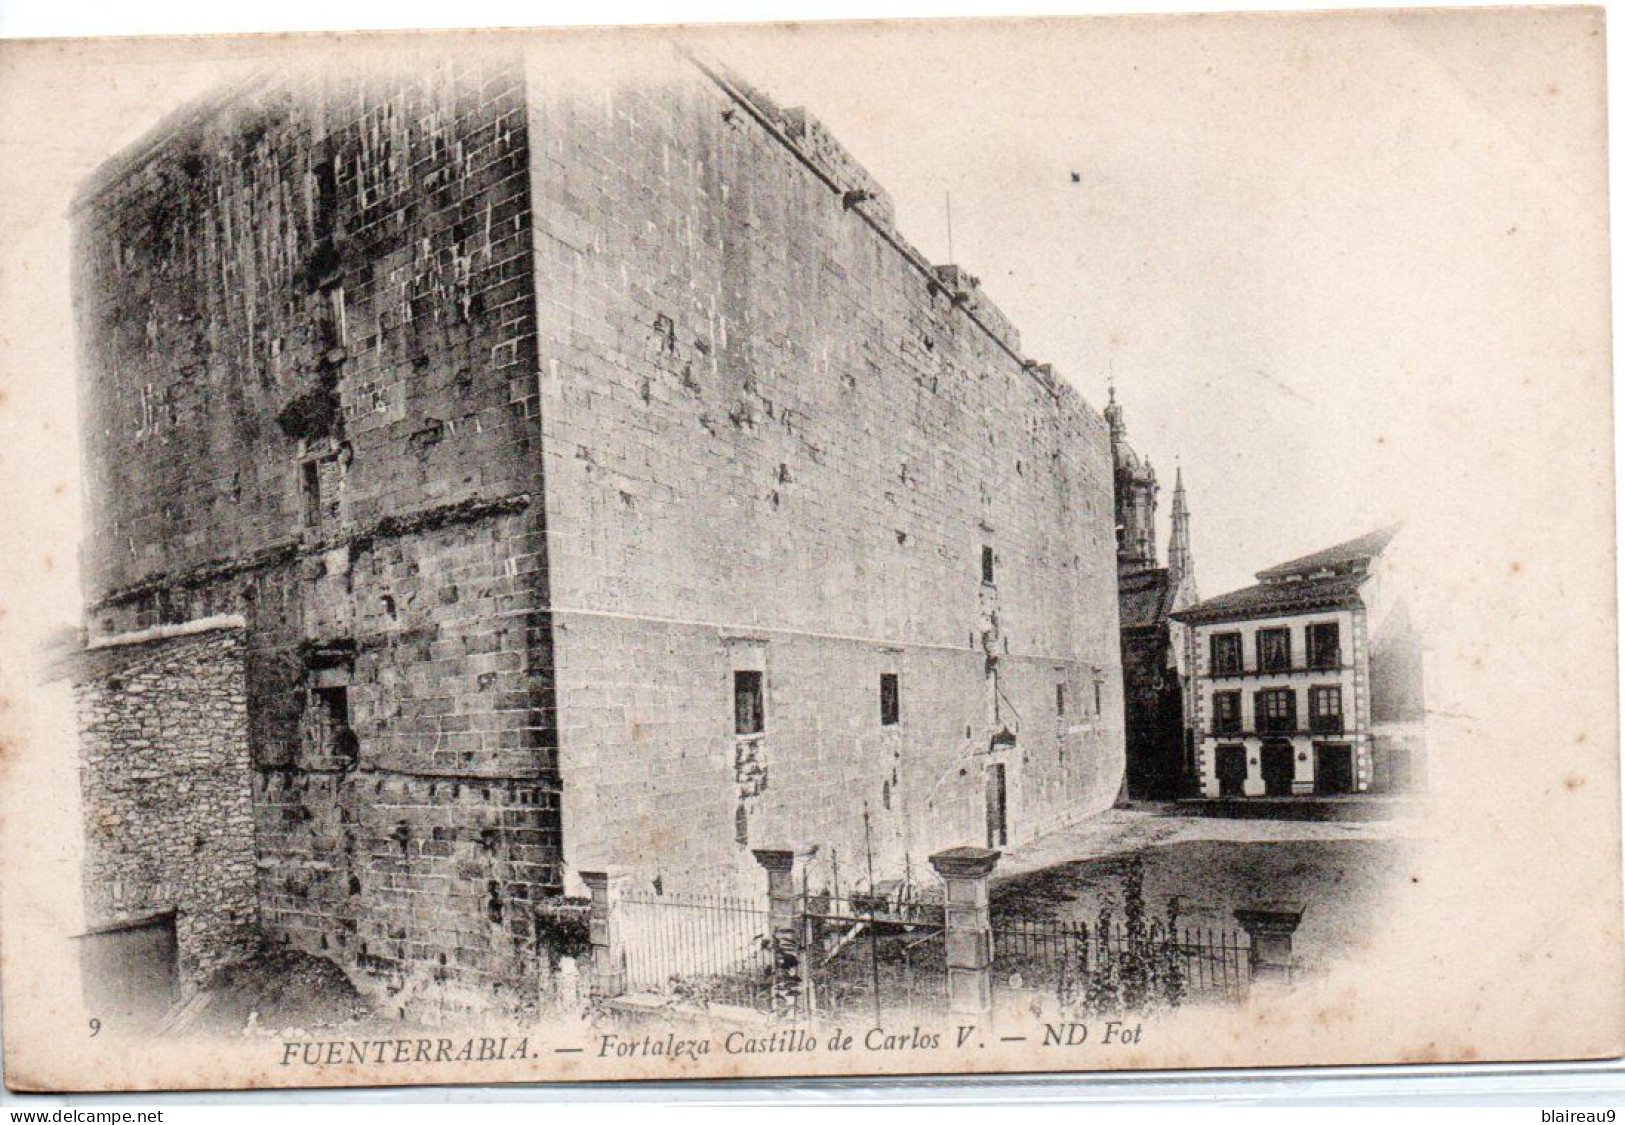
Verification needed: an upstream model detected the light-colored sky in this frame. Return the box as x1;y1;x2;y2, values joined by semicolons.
704;11;1607;601
0;12;1610;639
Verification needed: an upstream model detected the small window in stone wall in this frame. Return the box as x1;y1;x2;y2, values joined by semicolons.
1056;682;1066;716
322;284;348;350
981;545;996;585
734;670;764;736
135;589;181;630
314;684;348;728
310;683;358;766
303;454;343;527
880;673;900;726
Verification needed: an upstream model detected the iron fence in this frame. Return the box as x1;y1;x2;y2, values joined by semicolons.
800;892;948;1022
992;917;1249;1010
617;890;777;1011
608;885;1254;1023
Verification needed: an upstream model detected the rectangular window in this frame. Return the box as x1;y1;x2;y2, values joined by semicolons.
1212;691;1242;734
137;589;181;630
734;670;764;736
1056;682;1066;716
314;685;349;731
306;656;356;764
303;454;342;526
981;545;996;585
312;157;338;236
1257;628;1292;673
1307;622;1341;670
1255;688;1297;733
880;672;900;727
325;284;348;349
1211;632;1243;675
1310;685;1344;734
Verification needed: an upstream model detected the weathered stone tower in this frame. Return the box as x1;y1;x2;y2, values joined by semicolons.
1109;389;1198;800
72;43;1127;1016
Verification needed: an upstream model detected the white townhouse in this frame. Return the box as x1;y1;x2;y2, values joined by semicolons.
1172;526;1426;800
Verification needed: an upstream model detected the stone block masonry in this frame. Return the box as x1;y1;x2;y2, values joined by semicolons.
73;624;259;988
525;49;1124;893
74;50;563;1016
73;40;1126;1014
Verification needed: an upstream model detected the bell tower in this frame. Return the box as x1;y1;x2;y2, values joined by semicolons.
1108;384;1160;574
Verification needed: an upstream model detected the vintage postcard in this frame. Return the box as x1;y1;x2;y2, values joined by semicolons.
0;8;1619;1093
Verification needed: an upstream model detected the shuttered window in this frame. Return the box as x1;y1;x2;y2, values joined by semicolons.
1211;632;1243;674
1257;628;1291;673
1255;688;1296;733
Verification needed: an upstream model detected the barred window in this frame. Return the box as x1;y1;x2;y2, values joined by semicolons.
1255;688;1296;733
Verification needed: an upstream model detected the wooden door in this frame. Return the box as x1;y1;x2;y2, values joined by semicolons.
1216;744;1247;797
1315;743;1355;794
985;763;1007;847
1262;741;1295;796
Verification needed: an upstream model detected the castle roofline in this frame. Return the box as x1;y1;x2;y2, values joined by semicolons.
75;42;1103;427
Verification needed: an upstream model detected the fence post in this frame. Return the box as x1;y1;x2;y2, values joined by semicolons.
579;868;629;999
929;846;1000;1021
753;847;807;1020
1233;902;1304;986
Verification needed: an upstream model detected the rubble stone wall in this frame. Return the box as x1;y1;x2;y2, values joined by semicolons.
73;626;259;988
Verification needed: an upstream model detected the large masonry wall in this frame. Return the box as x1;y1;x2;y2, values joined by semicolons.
72;626;259;987
76;44;1129;1007
73;52;561;1014
524;50;1124;892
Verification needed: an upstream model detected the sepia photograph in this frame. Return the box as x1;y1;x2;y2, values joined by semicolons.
0;5;1618;1097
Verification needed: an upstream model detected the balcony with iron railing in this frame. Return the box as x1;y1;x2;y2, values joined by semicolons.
1204;658;1350;681
1202;717;1350;740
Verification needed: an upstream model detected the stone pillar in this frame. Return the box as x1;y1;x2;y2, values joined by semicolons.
754;847;808;1021
752;848;804;935
579;868;629;998
1234;902;1304;985
929;846;1000;1020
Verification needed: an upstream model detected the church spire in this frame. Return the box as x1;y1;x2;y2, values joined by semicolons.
1168;463;1193;590
1105;380;1125;444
